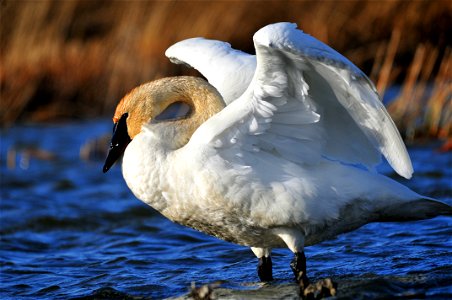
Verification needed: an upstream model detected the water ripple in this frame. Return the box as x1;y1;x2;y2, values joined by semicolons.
1;122;451;299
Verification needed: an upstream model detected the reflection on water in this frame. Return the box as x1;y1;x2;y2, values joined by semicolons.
1;121;451;299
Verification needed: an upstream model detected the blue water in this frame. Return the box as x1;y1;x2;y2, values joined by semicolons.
1;121;451;299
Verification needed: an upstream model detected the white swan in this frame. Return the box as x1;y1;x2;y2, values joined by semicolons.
103;23;451;285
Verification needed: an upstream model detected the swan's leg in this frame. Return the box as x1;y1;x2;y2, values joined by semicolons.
290;251;309;287
251;247;273;281
274;228;309;286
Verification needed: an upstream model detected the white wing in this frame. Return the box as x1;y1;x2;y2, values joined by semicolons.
184;22;413;178
166;38;255;104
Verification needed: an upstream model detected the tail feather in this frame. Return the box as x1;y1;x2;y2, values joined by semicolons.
379;199;452;222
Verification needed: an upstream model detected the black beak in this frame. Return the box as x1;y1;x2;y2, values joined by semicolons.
103;113;131;173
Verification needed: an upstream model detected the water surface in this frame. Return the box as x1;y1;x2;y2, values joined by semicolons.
1;121;451;299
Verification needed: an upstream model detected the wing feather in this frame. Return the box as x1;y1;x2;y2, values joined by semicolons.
183;22;413;179
166;38;256;104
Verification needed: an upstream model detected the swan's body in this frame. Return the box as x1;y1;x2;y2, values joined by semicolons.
124;133;427;248
104;23;451;284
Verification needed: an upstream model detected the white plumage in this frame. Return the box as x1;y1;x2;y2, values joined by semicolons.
104;22;450;283
167;22;413;178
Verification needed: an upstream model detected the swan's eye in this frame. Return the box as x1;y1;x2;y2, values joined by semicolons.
154;101;192;122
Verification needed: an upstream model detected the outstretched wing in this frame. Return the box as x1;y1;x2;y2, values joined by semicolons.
166;38;255;104
184;22;413;178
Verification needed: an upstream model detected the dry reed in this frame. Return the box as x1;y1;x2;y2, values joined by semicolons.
0;0;451;141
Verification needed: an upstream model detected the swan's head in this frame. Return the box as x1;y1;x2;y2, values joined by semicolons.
103;76;225;173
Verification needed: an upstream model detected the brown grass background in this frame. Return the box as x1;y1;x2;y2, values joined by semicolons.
1;0;451;140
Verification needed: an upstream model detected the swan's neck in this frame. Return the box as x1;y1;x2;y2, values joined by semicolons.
121;131;170;212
